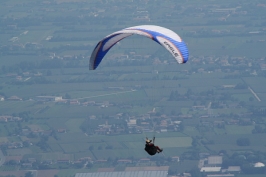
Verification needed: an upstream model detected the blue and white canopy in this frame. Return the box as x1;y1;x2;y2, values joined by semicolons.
89;25;189;70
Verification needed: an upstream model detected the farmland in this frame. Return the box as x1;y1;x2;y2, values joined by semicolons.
1;0;266;176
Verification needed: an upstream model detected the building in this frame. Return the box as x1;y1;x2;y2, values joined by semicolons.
200;167;221;173
0;96;4;101
75;170;168;177
7;96;22;101
254;162;265;167
208;156;223;165
207;175;234;177
172;156;180;162
35;96;62;102
227;166;241;172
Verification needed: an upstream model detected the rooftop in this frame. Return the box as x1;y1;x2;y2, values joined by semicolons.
75;170;168;177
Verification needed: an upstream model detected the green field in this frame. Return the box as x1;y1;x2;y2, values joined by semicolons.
225;125;254;135
65;118;85;133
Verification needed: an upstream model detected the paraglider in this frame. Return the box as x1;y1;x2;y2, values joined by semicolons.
145;137;163;156
89;25;189;155
89;25;189;70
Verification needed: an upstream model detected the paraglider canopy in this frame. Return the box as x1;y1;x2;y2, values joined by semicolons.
89;25;189;70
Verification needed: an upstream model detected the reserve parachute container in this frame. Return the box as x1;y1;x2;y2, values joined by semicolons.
89;25;189;70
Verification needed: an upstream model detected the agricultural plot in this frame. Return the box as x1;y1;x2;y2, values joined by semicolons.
213;108;248;115
158;100;194;107
0;137;7;143
214;128;226;135
232;93;254;102
103;65;154;73
0;55;46;67
105;142;125;149
206;144;266;156
46;118;69;130
0;101;37;115
59;142;91;153
7;136;21;142
126;105;154;115
17;30;54;43
163;147;191;157
155;137;192;148
40;152;74;161
98;134;144;142
65;118;85;133
92;149;146;159
34;104;121;119
56;132;89;143
257;93;266;101
1;83;104;98
49;143;63;152
206;134;266;146
6;148;32;156
0;125;9;137
225;125;255;135
124;142;145;149
183;126;200;136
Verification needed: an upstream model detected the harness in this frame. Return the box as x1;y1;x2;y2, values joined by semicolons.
145;144;157;156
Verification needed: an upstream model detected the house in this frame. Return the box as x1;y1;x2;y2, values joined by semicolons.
127;119;137;127
57;159;70;164
117;159;132;164
57;129;67;133
95;159;108;163
0;116;12;122
69;100;80;105
172;156;180;162
138;158;150;164
35;96;62;102
222;85;236;89
78;157;92;163
8;96;22;101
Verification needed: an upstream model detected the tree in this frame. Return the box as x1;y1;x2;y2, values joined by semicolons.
64;93;71;99
190;167;202;177
236;138;250;146
86;162;93;169
24;172;33;177
249;97;254;101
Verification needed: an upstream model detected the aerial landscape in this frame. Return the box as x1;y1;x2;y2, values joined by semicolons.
0;0;266;177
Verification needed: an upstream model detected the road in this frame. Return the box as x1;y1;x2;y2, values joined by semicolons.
248;87;261;102
75;89;137;100
0;149;5;166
